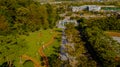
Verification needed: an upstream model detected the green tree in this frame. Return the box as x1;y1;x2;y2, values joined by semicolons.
0;35;27;67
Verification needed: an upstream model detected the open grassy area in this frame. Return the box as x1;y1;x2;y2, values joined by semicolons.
23;29;53;57
43;28;62;56
23;60;34;67
14;29;54;67
43;31;62;56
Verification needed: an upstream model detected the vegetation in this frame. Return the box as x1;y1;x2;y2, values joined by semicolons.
64;23;97;67
0;35;26;67
23;60;34;67
44;29;62;67
78;17;120;67
1;0;120;67
0;0;59;66
0;0;59;35
85;16;120;31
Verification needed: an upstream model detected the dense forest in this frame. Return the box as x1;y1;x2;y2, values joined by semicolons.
78;17;120;67
0;0;59;35
0;0;59;66
64;23;97;67
86;16;120;31
56;15;120;67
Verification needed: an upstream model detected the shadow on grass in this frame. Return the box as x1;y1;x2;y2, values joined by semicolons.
0;62;15;67
47;46;61;67
40;56;45;66
39;46;61;67
39;29;62;67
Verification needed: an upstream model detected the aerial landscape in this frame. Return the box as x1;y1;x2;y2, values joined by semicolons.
0;0;120;67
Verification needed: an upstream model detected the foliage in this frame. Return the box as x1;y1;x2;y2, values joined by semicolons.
43;29;62;67
87;16;120;31
0;35;27;65
0;0;59;35
0;0;59;66
79;18;120;67
64;23;97;67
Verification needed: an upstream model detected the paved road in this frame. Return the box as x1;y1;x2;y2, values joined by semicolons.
60;30;68;61
60;29;77;67
112;36;120;43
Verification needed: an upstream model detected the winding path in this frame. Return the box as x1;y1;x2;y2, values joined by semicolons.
21;54;40;67
21;31;57;67
38;32;57;67
21;32;42;67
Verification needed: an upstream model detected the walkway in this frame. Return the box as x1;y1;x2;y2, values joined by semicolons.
60;30;68;61
60;29;77;67
105;31;120;43
38;32;57;67
21;54;40;67
21;30;57;67
21;32;42;67
105;31;120;37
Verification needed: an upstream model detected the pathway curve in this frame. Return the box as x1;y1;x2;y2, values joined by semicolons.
21;32;43;67
21;31;56;67
38;31;57;67
21;54;40;67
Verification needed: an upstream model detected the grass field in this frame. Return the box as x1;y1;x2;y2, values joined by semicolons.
23;60;34;67
43;31;62;56
14;29;55;67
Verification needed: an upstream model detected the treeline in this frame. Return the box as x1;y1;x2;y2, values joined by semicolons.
0;35;27;67
64;23;97;67
79;18;120;67
87;16;120;31
69;1;120;6
0;0;59;66
0;0;59;36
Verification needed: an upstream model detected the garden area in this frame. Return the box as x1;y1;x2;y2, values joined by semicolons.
13;29;62;67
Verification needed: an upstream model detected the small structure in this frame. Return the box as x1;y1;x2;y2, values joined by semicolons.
88;5;101;11
72;5;88;12
72;5;101;12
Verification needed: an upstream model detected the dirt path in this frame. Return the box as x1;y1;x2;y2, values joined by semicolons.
21;32;42;67
105;31;120;37
21;31;56;67
38;32;57;67
21;54;40;67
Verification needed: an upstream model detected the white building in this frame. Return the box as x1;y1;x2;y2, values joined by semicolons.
88;5;101;11
72;5;101;12
72;6;88;12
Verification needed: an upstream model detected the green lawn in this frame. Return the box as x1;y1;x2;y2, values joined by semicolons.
14;29;54;67
23;60;34;67
23;29;53;57
43;29;62;56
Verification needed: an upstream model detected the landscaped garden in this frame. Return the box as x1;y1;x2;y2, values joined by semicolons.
13;29;61;67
